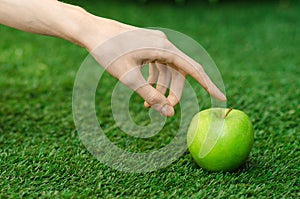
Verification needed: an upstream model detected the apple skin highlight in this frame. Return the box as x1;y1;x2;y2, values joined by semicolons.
187;108;254;172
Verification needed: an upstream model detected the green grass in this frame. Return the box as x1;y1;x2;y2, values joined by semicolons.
1;0;299;198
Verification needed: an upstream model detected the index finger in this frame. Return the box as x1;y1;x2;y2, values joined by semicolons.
156;46;226;101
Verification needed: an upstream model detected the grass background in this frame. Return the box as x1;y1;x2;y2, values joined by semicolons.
0;0;299;198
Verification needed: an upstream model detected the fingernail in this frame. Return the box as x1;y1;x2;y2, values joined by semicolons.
220;93;227;101
144;101;151;108
161;105;174;117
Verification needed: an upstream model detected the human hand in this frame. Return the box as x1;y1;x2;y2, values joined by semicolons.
85;27;226;117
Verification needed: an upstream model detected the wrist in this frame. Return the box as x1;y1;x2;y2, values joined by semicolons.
66;6;136;51
83;17;136;51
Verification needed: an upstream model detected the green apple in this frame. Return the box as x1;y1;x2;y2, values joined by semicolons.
187;108;254;172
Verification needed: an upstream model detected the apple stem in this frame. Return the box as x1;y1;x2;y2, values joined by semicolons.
224;108;233;118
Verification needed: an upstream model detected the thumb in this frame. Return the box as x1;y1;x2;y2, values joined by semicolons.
136;84;174;117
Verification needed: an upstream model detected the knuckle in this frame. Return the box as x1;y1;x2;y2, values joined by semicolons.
153;30;168;39
149;30;171;49
157;79;169;88
145;91;163;105
169;95;180;106
146;93;158;105
147;76;156;84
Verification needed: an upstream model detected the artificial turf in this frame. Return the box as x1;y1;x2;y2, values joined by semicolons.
0;0;299;198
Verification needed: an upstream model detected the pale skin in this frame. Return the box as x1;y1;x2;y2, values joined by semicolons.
0;0;226;117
